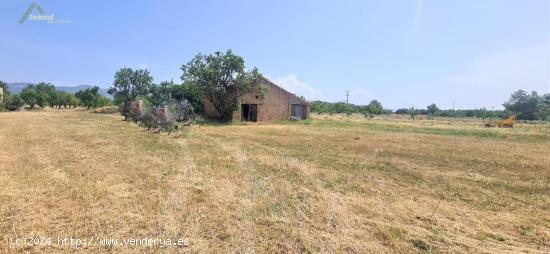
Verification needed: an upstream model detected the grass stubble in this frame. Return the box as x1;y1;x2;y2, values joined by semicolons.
0;111;549;253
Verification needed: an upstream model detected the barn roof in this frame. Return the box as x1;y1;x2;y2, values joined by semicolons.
262;78;311;105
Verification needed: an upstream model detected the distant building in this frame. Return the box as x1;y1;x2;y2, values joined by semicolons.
204;79;310;122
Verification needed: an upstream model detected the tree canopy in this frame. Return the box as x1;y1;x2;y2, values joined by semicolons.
76;86;110;109
366;100;384;115
149;80;174;107
503;90;541;120
180;49;267;121
108;68;153;120
4;94;24;110
20;84;47;108
170;81;204;114
427;104;440;115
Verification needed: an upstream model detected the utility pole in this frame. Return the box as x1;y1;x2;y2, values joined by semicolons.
450;101;456;124
345;90;351;105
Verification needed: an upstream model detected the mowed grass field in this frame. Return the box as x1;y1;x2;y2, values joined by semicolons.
1;111;549;253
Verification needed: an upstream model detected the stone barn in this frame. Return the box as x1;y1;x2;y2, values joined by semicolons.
204;79;310;122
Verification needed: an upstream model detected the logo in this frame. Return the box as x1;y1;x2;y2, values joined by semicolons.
19;3;71;24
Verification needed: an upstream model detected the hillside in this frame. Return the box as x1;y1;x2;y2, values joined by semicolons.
6;83;111;97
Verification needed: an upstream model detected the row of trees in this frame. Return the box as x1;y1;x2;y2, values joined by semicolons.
405;90;550;120
108;50;267;122
311;90;550;121
311;101;509;120
394;106;509;119
0;81;111;111
310;101;444;119
310;100;389;117
75;86;112;109
20;83;80;109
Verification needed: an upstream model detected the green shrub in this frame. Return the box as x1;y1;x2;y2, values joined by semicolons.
2;94;24;111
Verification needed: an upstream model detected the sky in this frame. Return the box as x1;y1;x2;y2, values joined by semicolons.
0;0;549;109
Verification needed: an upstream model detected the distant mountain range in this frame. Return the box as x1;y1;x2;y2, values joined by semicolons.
6;83;111;98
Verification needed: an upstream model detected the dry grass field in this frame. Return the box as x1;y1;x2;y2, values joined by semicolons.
1;111;549;253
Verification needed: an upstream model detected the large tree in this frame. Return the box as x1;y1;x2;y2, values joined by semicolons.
20;84;50;109
366;100;384;115
108;68;153;120
180;49;267;121
171;81;204;113
36;82;56;108
149;80;174;107
427;103;440;116
503;90;540;120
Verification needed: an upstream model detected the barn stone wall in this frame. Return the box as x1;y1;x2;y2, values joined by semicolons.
204;80;310;122
204;99;220;118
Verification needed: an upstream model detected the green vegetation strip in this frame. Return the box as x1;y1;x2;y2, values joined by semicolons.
289;119;550;141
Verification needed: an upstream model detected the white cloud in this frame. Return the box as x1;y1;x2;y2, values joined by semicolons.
270;74;319;98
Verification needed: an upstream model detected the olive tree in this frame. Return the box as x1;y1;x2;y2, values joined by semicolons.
76;86;110;109
20;84;48;109
180;49;267;122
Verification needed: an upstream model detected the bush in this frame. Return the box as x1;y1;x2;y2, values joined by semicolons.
174;99;193;123
129;99;193;133
2;94;24;111
155;106;173;132
138;108;158;130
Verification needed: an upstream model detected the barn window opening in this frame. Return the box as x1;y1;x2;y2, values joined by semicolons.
241;104;257;122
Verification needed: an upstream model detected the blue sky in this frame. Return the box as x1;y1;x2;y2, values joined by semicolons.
0;0;548;109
